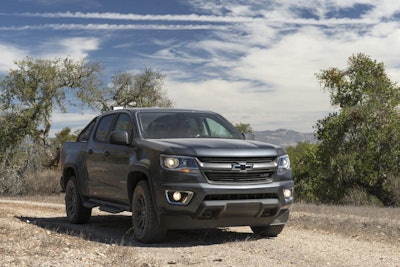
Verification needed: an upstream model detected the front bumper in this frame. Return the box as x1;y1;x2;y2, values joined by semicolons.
155;180;294;229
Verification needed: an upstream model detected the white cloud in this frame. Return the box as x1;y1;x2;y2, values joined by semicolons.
165;77;326;132
50;111;98;137
0;37;100;73
161;1;400;132
0;44;28;72
38;37;100;60
16;12;256;23
0;23;228;31
4;1;400;134
362;1;400;19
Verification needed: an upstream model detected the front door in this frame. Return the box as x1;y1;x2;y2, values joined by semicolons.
102;112;134;202
86;113;116;198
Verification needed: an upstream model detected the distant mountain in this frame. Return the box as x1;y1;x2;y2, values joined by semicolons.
254;129;316;147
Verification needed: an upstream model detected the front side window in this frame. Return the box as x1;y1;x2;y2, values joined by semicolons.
113;113;133;140
204;117;233;138
138;112;240;139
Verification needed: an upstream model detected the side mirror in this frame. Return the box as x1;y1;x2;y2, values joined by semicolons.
242;132;255;140
110;131;130;145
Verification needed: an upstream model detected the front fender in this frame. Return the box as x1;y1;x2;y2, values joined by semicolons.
127;159;151;198
127;159;161;214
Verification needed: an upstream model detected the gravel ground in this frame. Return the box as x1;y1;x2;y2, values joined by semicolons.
0;197;399;267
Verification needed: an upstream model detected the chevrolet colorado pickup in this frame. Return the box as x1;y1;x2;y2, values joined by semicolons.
60;108;294;243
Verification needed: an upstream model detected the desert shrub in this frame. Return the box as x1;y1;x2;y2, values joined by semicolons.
24;168;61;195
0;166;60;196
0;166;27;195
0;141;60;195
342;186;383;206
386;174;400;206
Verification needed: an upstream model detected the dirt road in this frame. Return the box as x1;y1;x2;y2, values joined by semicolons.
0;196;399;266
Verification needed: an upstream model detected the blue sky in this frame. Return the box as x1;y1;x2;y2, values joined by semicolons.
1;0;400;135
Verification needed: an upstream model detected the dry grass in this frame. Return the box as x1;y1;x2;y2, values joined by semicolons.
289;203;400;244
24;168;61;195
0;167;62;196
1;197;399;266
4;193;399;245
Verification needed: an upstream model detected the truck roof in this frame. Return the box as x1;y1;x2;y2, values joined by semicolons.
104;107;217;115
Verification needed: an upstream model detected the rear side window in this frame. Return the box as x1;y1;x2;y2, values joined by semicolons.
94;114;115;143
77;118;96;142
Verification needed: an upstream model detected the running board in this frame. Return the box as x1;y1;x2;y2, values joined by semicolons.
83;199;129;214
99;205;125;214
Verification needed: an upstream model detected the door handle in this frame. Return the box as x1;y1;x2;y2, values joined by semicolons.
104;151;111;157
88;149;93;155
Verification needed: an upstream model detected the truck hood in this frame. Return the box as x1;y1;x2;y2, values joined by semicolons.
138;138;284;157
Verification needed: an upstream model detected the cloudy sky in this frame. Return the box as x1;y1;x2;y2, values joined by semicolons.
1;0;400;135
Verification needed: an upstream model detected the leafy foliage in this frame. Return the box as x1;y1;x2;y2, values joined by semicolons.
0;57;173;195
234;122;254;133
101;68;173;111
287;142;321;203
0;57;103;150
53;127;78;149
314;53;400;206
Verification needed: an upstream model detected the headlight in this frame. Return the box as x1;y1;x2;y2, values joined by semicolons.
277;155;291;175
160;155;199;173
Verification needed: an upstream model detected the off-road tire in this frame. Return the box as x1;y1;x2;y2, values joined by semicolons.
65;177;92;224
251;224;285;237
132;180;167;243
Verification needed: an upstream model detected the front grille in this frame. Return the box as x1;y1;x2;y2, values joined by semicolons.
197;156;277;184
198;157;275;163
205;171;274;183
204;193;278;201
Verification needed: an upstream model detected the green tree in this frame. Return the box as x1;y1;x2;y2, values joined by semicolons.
287;142;321;203
234;122;254;133
0;57;103;151
101;68;173;111
53;127;78;148
315;53;400;206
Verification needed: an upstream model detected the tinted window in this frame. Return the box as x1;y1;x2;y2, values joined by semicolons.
138;112;240;139
94;114;115;143
77;118;96;142
114;113;133;139
204;117;233;138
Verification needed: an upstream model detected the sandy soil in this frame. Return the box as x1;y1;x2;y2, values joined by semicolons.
0;197;399;267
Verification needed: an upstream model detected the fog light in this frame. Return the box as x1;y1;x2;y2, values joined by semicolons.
172;192;182;201
165;190;194;205
283;188;293;199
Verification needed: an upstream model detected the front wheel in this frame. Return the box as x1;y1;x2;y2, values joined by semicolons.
251;224;285;237
132;180;167;243
65;177;92;224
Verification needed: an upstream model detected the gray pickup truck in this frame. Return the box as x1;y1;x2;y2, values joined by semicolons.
60;108;294;243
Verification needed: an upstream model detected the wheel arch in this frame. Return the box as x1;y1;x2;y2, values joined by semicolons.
62;163;88;197
127;162;156;211
61;165;77;191
127;169;153;210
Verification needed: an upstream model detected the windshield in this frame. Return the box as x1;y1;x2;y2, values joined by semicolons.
137;111;241;139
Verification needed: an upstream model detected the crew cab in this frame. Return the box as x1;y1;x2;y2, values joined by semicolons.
60;108;294;243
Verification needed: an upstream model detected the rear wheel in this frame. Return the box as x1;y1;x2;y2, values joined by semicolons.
251;224;285;237
132;180;167;243
65;177;92;224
